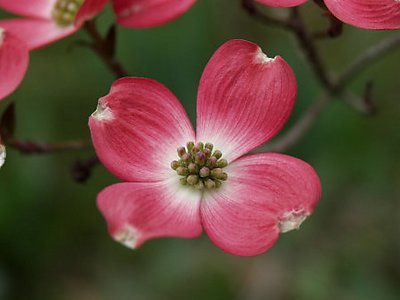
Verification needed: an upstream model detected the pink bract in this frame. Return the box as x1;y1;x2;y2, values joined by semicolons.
89;39;322;256
112;0;197;28
0;28;29;101
257;0;400;30
324;0;400;30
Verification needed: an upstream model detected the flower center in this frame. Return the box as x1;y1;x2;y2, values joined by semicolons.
52;0;83;27
171;142;228;190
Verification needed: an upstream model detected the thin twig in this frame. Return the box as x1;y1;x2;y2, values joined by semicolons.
312;12;343;39
334;33;400;92
260;7;335;152
288;8;335;92
343;82;377;116
7;139;91;154
259;94;330;152
84;20;129;78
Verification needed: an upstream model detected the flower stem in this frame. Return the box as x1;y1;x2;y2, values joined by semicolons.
288;8;335;92
84;20;129;78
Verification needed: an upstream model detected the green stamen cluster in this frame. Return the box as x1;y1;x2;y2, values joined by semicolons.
52;0;83;27
171;142;228;190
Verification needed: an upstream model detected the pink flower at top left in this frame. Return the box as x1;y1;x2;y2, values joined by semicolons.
0;0;107;100
0;0;197;101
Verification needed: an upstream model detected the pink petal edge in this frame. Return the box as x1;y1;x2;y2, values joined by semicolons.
0;28;29;101
196;39;297;163
324;0;400;30
0;19;77;50
89;77;195;183
97;179;202;249
112;0;196;28
256;0;307;7
0;0;56;19
201;153;321;256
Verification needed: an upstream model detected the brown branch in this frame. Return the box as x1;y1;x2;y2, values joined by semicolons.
312;12;343;39
258;94;330;152
334;33;400;92
248;5;335;152
265;39;394;151
343;82;377;116
288;8;335;92
264;79;378;153
0;102;91;155
7;139;91;154
84;20;128;78
242;1;400;152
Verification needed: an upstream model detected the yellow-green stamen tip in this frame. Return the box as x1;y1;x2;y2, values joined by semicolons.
52;0;83;27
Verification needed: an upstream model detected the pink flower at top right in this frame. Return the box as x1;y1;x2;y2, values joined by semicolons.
257;0;400;30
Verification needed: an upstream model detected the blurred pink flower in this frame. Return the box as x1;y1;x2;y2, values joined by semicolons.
257;0;400;30
0;0;106;100
0;0;196;50
0;0;107;50
0;27;28;101
89;39;321;256
0;0;196;100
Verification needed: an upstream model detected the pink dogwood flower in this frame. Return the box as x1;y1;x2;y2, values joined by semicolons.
257;0;400;30
0;27;29;101
89;39;321;256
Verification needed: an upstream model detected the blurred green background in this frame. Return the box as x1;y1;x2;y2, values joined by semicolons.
1;1;400;299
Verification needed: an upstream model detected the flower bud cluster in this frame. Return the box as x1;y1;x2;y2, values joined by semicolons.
52;0;83;27
171;142;228;190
